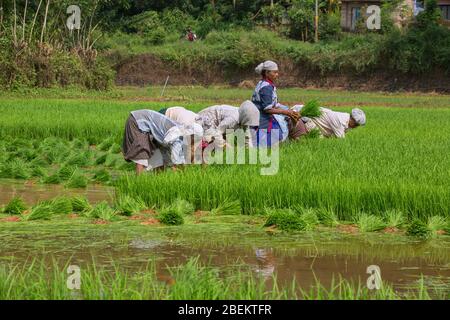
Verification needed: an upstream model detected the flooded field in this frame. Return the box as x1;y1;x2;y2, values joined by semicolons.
1;219;449;296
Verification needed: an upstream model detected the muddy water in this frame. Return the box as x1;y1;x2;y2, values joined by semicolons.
0;224;449;294
0;179;113;205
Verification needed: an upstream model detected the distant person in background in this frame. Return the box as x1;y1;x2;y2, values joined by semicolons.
292;105;366;138
186;28;197;42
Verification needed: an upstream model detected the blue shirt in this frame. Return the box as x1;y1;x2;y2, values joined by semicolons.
251;80;278;129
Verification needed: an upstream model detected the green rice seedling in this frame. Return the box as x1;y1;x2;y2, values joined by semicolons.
300;100;322;118
427;216;448;234
57;164;77;181
210;199;241;216
115;195;146;216
158;207;184;225
40;141;70;164
298;207;320;231
7;159;31;179
71;138;88;149
42;173;62;184
355;213;386;233
170;198;195;215
316;208;340;227
109;143;122;154
22;203;53;221
65;170;88;189
86;201;118;221
65;152;92;167
117;161;135;171
383;210;406;229
31;165;47;178
406;219;432;240
17;147;38;161
71;196;92;213
94;153;108;165
264;209;306;232
50;197;73;215
304;128;322;139
30;156;49;168
2;197;27;215
104;153;120;168
98;138;114;151
92;168;112;184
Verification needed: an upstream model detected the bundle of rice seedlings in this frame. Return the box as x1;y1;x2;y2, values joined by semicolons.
22;203;53;221
94;153;108;165
407;219;432;240
0;162;12;178
158;207;184;225
92;168;112;184
8;160;31;179
65;170;88;189
71;196;92;213
300;100;322;118
30;156;49;167
316;208;340;227
2;197;27;215
42;173;62;184
427;216;448;235
57;165;77;181
304;128;322;139
117;161;135;172
355;213;386;233
115;195;146;216
50;196;73;215
98;138;114;151
383;210;406;229
86;201;118;221
31;165;47;178
104;154;119;168
298;207;320;231
19;148;38;161
109;143;122;154
71;139;88;149
66;152;91;167
170;198;195;215
210;199;241;216
264;208;306;232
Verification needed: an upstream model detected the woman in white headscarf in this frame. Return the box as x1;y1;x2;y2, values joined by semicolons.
251;61;300;146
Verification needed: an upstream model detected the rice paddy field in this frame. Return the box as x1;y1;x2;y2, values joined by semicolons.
0;86;449;300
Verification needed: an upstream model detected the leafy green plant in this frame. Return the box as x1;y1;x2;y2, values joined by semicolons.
295;207;320;231
316;208;339;227
86;201;118;221
95;153;108;165
407;219;432;240
264;209;306;232
115;195;146;216
355;214;386;233
158;207;184;225
301;100;322;118
31;165;46;178
383;210;406;229
57;164;77;181
42;173;62;185
22;203;53;221
65;170;88;188
427;216;447;234
92;168;112;183
98;138;114;152
71;196;92;213
50;197;73;215
66;152;92;167
2;197;27;215
109;143;122;154
211;199;241;216
304;128;321;139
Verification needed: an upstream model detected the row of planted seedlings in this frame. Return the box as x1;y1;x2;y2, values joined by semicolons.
1;193;449;240
0;136;134;187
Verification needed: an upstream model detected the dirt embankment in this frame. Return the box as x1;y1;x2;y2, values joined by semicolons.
114;54;450;93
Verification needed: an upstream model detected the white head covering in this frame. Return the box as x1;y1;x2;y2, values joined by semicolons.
239;100;260;127
255;60;279;75
163;124;203;145
351;108;366;126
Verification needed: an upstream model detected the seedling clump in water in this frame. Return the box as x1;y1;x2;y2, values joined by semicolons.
3;197;28;215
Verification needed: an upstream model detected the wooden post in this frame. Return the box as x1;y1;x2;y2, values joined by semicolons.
315;0;319;42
